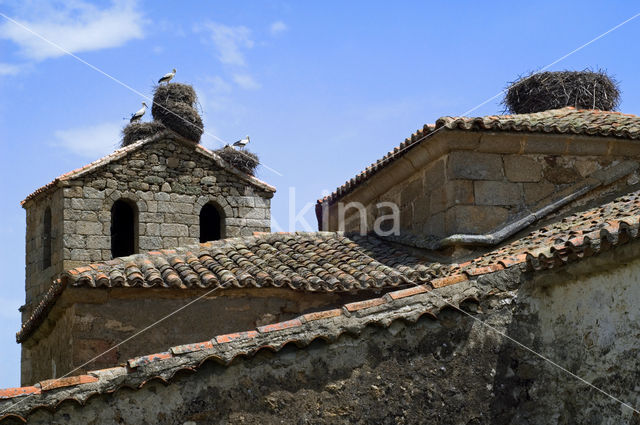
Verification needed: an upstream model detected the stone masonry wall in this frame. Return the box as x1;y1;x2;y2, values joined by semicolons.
24;189;64;322
23;137;273;314
329;132;637;237
20;287;375;385
13;245;640;424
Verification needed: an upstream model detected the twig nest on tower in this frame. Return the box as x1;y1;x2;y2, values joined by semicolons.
503;70;620;114
152;83;203;142
121;121;166;147
215;146;260;176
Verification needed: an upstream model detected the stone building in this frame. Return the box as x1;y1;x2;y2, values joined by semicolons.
3;107;640;424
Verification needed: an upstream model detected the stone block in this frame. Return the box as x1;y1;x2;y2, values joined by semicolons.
71;198;103;211
63;187;83;198
401;178;423;206
144;175;164;185
447;151;503;180
446;205;509;234
145;223;160;236
445;180;474;207
154;192;170;201
504;156;543;182
201;176;217;185
474;181;521;206
86;236;110;250
167;157;179;168
76;221;103;235
83;187;105;199
423;212;445;237
139;236;163;250
430;190;447;214
70;249;91;261
544;166;580;184
240;207;266;219
157;201;193;214
245;218;271;229
524;181;555;204
160;223;189;237
63;234;85;249
424;158;445;191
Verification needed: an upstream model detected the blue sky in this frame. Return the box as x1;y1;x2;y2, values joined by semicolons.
0;0;638;387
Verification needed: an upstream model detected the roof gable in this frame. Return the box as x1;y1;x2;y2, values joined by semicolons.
319;107;640;206
21;130;275;207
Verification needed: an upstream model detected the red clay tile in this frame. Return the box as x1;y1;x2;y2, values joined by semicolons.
431;274;468;289
344;297;386;312
170;341;214;355
467;264;504;276
40;375;98;391
302;309;342;322
127;352;172;368
216;330;259;344
258;319;303;333
0;386;40;399
386;285;430;300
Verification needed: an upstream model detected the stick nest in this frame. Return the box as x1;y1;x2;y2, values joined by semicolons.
152;83;203;142
503;70;620;114
121;121;166;147
215;146;260;176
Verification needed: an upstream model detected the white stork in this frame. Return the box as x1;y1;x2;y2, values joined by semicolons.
130;102;147;123
233;135;250;149
158;68;176;84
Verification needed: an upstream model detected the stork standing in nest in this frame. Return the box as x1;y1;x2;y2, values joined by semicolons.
130;102;147;123
233;135;250;149
158;68;176;84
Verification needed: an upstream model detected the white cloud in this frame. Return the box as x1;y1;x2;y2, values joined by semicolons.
0;62;21;76
0;0;145;61
54;122;122;158
269;21;287;36
232;73;260;90
198;22;253;66
205;75;233;94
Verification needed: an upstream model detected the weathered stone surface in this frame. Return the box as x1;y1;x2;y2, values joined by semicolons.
445;180;474;207
474;181;521;206
524;181;555;204
504;155;543;182
446;205;509;234
447;151;503;180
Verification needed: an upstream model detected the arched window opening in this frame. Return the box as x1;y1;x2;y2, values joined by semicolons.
42;207;52;270
111;199;137;258
200;203;223;242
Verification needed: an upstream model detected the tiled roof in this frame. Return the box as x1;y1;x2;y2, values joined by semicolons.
21;130;275;206
5;187;640;420
18;187;640;343
0;276;504;422
319;107;640;205
17;232;437;342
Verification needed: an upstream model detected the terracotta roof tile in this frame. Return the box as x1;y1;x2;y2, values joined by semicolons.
0;275;504;421
18;232;435;342
19;186;640;343
319;107;640;206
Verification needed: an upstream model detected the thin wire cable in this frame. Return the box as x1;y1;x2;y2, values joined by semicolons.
0;284;224;414
0;12;284;177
